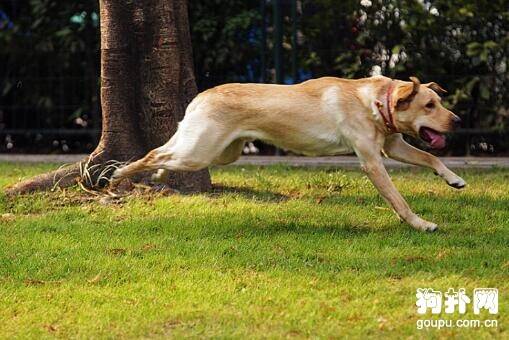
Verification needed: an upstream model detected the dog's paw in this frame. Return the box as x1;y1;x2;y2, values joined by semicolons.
410;216;438;232
109;169;123;184
416;222;438;232
447;177;466;189
151;169;169;183
422;222;438;232
151;173;163;183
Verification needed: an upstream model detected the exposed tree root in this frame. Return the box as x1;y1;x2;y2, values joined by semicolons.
4;153;210;198
4;150;126;197
5;161;83;196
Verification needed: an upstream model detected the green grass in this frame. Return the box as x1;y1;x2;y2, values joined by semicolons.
0;162;507;338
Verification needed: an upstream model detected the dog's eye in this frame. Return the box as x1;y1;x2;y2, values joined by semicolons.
425;102;435;109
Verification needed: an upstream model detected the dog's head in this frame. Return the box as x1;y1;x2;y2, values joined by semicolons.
391;77;461;149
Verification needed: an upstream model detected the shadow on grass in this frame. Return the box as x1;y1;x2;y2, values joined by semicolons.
136;185;509;239
3;189;507;284
129;206;507;280
209;184;290;202
207;183;509;219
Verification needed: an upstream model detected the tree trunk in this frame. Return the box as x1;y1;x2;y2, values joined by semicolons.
6;0;211;195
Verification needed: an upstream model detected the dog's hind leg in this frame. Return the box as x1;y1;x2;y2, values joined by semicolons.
112;114;237;183
110;149;167;182
383;133;466;189
212;138;248;166
151;138;247;183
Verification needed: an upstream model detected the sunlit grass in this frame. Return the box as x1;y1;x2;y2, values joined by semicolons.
0;162;507;338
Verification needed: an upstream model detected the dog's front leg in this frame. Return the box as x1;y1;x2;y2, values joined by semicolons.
384;134;466;189
355;144;438;232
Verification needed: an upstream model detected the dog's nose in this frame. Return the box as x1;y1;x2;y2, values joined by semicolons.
452;115;462;128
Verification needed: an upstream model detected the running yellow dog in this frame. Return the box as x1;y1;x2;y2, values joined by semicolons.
113;76;465;232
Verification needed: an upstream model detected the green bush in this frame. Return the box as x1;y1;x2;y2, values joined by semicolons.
0;1;507;153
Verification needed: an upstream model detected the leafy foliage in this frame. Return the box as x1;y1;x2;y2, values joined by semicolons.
0;1;100;130
189;0;262;88
0;0;507;153
299;0;509;133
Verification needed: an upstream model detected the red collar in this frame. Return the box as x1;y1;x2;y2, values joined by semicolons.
377;83;398;133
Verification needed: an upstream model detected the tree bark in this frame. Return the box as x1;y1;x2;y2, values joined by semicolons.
5;0;211;196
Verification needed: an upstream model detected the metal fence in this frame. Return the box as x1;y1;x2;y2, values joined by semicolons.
0;75;101;153
0;0;507;155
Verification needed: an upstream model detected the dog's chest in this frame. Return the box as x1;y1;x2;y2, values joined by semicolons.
294;128;353;156
281;87;355;156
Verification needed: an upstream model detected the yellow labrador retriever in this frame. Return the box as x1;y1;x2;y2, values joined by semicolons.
113;76;465;232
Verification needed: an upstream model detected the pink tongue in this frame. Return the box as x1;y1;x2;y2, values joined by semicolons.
426;130;446;149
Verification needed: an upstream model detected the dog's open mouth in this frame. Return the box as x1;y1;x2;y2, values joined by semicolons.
419;127;446;149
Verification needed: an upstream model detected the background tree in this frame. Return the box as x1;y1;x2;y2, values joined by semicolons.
5;0;211;195
1;0;508;156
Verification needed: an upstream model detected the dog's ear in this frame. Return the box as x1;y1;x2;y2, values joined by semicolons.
393;77;420;111
423;82;447;95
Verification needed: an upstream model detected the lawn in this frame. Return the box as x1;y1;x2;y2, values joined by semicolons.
0;162;507;338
